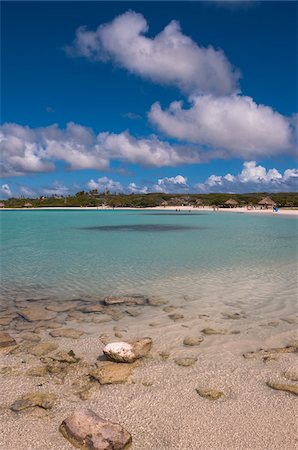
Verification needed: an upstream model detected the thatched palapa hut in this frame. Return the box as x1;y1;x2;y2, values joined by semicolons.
258;197;277;209
225;198;239;208
0;202;5;208
24;202;33;208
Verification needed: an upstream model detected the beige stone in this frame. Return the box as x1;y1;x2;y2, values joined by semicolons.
18;307;57;322
90;362;133;384
0;332;17;348
59;409;132;450
183;336;204;346
104;295;146;305
174;357;197;367
29;342;58;356
266;382;298;396
196;388;224;400
201;328;226;335
49;328;84;339
11;393;57;411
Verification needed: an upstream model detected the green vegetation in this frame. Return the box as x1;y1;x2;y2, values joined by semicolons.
1;191;298;208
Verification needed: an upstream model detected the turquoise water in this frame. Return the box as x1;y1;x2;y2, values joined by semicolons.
0;210;297;311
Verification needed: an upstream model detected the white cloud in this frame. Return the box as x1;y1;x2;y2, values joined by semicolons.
128;182;148;194
195;161;298;193
153;175;188;193
149;94;294;157
87;176;123;193
66;11;239;95
0;123;203;177
1;184;12;198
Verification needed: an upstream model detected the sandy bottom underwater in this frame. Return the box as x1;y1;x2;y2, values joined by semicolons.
0;290;297;450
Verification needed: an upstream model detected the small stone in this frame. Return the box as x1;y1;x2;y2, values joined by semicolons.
11;393;57;411
49;328;84;339
27;366;49;377
183;336;204;346
284;367;298;381
104;295;146;306
18;307;57;322
196;388;224;400
20;333;41;343
243;345;298;359
174;357;197;367
114;332;123;338
47;350;80;364
45;302;78;312
201;328;226;335
59;409;132;450
159;351;170;360
0;332;17;348
90;362;134;384
103;337;152;363
29;342;58;357
148;297;168;306
266;382;298;396
222;312;244;320
163;306;176;313
125;308;141;317
78;305;104;313
168;313;184;322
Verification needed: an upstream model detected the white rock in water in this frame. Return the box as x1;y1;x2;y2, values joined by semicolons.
103;338;152;363
103;342;135;363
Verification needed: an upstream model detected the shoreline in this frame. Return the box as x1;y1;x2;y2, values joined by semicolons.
1;205;297;216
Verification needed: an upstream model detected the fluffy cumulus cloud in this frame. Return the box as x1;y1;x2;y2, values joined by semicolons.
152;175;188;193
65;11;239;95
1;184;12;198
195;161;298;193
149;95;295;157
87;176;123;193
127;182;148;194
0;122;203;177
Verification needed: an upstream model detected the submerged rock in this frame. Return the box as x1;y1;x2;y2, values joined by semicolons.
90;362;134;384
104;295;146;306
183;336;204;346
59;409;132;450
0;332;17;348
148;297;168;307
78;305;104;313
45;303;78;312
201;328;226;335
20;332;41;343
266;382;298;396
11;393;57;411
196;388;224;400
18;307;57;322
49;328;84;339
174;357;197;367
103;337;152;363
168;313;184;322
45;350;81;364
243;345;298;359
27;365;49;377
29;342;58;357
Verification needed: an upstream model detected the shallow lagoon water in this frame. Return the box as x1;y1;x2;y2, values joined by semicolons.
0;209;297;320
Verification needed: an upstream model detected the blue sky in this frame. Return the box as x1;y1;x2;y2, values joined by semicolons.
1;1;297;197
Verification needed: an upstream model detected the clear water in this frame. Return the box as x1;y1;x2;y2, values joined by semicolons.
0;210;297;316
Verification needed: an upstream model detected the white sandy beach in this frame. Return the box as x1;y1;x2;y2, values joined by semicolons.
2;205;298;216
